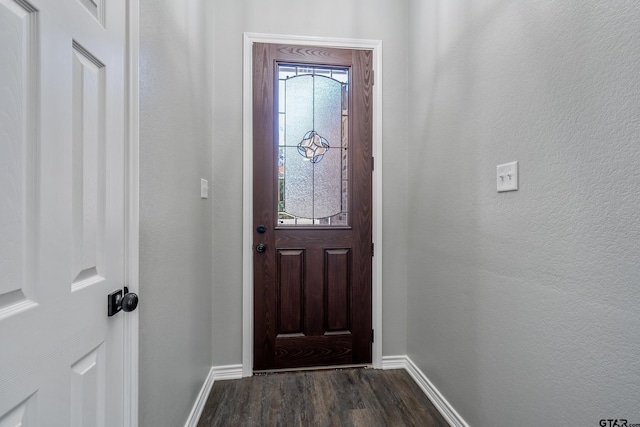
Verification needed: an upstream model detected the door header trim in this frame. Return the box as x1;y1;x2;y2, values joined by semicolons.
242;32;383;376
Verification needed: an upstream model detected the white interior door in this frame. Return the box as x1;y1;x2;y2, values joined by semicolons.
0;0;128;425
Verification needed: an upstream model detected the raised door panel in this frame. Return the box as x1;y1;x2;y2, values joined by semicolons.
77;0;104;25
324;248;351;333
0;0;38;317
276;249;305;335
71;42;106;289
71;345;106;427
274;335;352;369
0;393;37;426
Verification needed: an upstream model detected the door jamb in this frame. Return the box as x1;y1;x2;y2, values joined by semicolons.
242;33;383;376
125;0;140;425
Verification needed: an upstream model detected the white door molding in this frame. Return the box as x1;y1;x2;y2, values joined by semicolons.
125;0;140;425
242;32;383;376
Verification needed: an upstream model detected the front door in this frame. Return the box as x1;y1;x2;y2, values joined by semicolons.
253;43;373;370
0;0;129;424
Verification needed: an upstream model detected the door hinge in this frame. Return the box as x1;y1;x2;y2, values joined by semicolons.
371;329;375;343
371;243;374;257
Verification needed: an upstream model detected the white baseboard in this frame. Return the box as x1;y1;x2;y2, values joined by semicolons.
382;356;469;427
210;364;244;381
380;355;409;371
184;364;243;427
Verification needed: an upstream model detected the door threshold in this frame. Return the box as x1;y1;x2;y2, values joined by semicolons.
254;363;372;375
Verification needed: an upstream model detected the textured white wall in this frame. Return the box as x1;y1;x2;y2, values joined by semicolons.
138;0;213;425
407;1;640;426
211;0;410;364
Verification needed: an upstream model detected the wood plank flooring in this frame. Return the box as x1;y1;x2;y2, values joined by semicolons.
197;368;449;427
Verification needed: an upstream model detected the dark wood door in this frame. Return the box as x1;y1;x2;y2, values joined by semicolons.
253;44;373;370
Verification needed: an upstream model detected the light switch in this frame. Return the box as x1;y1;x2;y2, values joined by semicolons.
200;178;209;199
497;161;518;192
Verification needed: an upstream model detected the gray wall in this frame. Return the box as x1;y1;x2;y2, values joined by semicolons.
211;0;410;364
406;1;640;426
136;1;640;424
138;0;213;425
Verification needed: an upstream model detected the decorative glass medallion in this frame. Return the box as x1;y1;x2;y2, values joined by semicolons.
277;65;349;226
298;130;329;163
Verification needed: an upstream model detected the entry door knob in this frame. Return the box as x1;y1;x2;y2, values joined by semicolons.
256;243;266;253
122;292;139;312
107;288;139;316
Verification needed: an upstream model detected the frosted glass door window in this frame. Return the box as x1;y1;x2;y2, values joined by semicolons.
278;65;349;226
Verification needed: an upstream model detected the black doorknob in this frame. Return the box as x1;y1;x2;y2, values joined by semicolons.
256;243;266;253
122;292;139;312
256;224;267;234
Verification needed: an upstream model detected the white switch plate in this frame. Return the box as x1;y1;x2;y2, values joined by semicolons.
200;178;209;199
497;161;518;192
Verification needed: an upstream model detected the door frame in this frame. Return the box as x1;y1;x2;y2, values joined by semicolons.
125;0;140;425
242;33;383;376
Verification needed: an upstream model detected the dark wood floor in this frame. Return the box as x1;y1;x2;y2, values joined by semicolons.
197;368;449;427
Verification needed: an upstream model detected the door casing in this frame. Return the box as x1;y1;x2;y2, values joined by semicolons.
125;0;141;425
242;32;383;376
